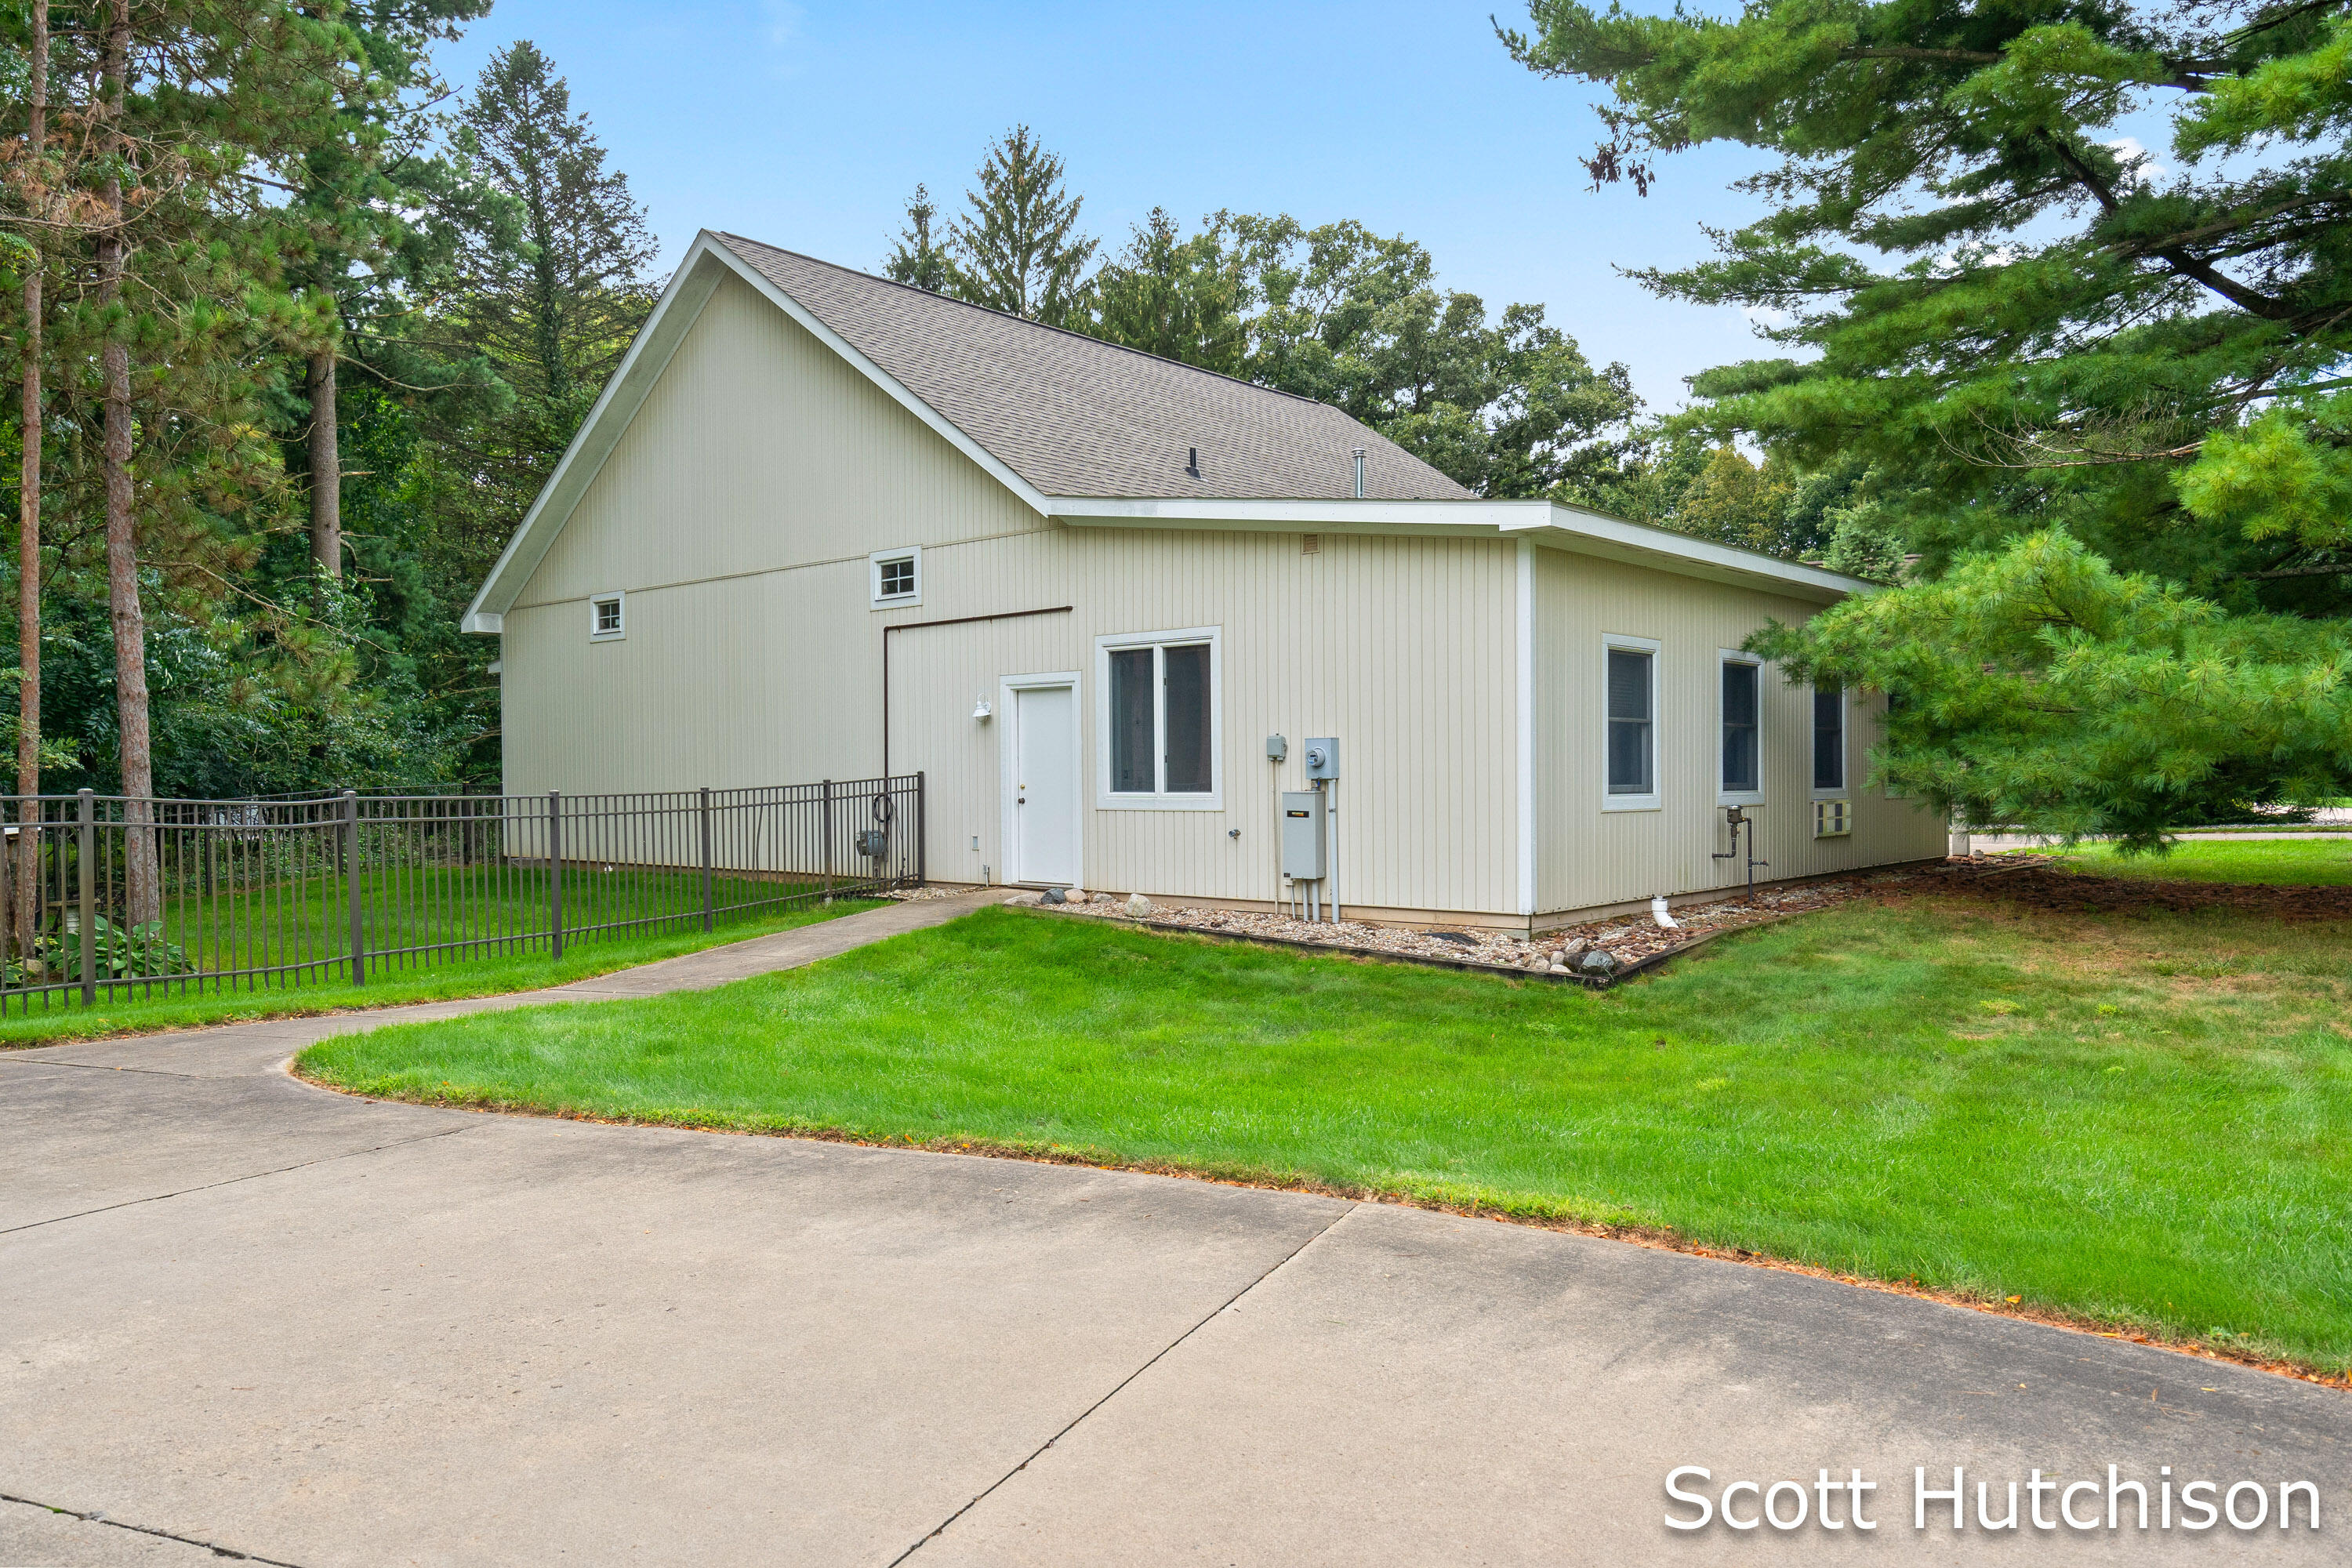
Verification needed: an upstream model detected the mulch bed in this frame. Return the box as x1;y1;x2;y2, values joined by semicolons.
1923;855;2352;921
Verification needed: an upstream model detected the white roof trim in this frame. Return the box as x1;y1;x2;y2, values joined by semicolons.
1045;495;1873;601
463;230;1053;632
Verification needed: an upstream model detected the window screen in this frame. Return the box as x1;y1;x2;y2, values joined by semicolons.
1722;661;1759;793
1606;648;1653;797
1109;648;1156;793
593;597;621;636
1161;644;1212;793
1813;685;1846;791
877;556;916;598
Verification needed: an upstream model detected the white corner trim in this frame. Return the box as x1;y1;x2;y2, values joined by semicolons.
1515;538;1535;917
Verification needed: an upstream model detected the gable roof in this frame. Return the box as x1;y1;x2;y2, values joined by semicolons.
463;232;1867;631
711;234;1472;503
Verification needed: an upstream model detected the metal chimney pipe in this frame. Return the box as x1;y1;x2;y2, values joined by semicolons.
1351;446;1366;499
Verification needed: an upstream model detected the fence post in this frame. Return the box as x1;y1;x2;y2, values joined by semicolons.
699;786;713;931
822;779;834;904
548;790;564;962
76;789;94;1006
345;790;365;986
915;771;927;887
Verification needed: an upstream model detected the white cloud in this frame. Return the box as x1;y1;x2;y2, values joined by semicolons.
2106;136;2170;187
1742;303;1792;332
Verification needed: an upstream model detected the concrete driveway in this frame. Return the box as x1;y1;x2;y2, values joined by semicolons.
4;906;2347;1565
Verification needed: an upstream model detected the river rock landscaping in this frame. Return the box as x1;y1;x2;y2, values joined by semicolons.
1001;870;1947;978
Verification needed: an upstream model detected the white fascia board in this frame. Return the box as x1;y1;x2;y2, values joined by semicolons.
1046;495;1874;601
461;230;1055;634
461;236;731;633
1506;504;1874;603
1047;495;1546;534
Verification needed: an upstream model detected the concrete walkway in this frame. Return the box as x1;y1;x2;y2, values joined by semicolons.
4;894;2349;1565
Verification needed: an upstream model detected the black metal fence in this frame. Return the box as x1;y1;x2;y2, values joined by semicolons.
0;775;924;1014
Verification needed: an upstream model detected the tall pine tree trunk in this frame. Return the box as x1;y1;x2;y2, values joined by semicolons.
97;0;158;927
16;0;47;964
307;345;340;578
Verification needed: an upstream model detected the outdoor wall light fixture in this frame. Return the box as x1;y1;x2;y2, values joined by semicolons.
973;697;993;721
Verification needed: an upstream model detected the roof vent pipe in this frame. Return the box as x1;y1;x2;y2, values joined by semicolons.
1352;447;1366;499
1185;446;1200;478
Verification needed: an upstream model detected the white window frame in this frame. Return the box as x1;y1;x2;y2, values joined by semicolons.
1811;682;1849;800
588;592;625;642
1716;650;1765;807
1094;626;1222;811
1601;633;1662;812
869;546;922;609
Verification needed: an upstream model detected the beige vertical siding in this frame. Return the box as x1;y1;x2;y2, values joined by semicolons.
1529;550;1947;916
881;527;1522;916
497;264;1935;926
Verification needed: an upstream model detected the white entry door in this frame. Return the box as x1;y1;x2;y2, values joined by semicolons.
1011;682;1080;886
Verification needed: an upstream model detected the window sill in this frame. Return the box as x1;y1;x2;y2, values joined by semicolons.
1718;789;1765;808
1097;793;1224;812
871;597;921;612
589;632;625;644
1602;795;1662;813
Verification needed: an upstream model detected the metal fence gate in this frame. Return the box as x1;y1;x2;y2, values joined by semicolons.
0;775;924;1014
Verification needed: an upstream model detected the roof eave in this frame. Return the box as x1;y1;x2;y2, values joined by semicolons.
1044;496;1872;601
463;231;1058;632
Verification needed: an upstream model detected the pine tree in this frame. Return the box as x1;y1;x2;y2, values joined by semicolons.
947;127;1097;326
1506;0;2352;837
409;38;655;589
1083;208;1243;374
447;41;655;411
882;183;953;294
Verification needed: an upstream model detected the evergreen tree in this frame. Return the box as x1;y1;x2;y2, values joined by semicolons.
882;183;953;294
405;41;655;655
1082;207;1244;375
947;126;1098;326
1505;0;2352;837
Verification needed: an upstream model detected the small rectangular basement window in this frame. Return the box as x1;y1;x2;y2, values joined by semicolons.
590;593;624;641
870;547;921;608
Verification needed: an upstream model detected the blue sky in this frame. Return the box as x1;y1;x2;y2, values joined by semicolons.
436;1;1797;413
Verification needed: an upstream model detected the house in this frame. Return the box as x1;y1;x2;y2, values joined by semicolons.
463;231;1947;931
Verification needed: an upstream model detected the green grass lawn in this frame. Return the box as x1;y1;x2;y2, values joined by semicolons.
0;898;880;1048
2045;837;2352;886
303;898;2352;1375
152;863;856;975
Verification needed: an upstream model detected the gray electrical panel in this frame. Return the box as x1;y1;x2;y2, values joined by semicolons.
1281;790;1326;879
1304;737;1340;780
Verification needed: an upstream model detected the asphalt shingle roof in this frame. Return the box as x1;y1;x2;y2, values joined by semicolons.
715;234;1475;503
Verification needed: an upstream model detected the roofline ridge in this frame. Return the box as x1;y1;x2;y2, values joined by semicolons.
710;230;1357;416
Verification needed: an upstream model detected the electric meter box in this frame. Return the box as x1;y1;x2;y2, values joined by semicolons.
1280;790;1327;879
1304;737;1340;780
